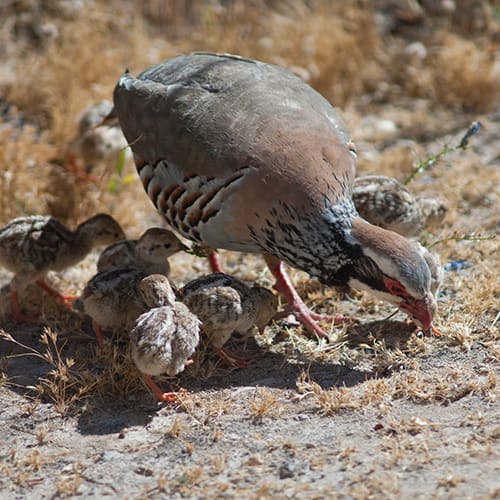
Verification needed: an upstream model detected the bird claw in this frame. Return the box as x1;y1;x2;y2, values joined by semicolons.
416;325;442;338
59;294;79;307
142;374;185;403
265;256;354;339
158;391;178;403
215;347;257;368
275;306;355;338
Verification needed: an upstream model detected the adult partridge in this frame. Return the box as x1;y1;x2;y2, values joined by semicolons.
352;175;448;237
180;272;277;365
97;227;187;275
0;214;125;320
130;274;201;402
113;52;436;336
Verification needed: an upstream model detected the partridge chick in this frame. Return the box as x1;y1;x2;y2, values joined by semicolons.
130;274;201;402
97;227;187;275
352;175;447;237
0;214;125;320
418;244;442;334
66;100;127;179
180;273;278;366
79;268;147;343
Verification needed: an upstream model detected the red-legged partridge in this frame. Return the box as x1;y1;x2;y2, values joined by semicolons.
130;274;201;402
113;52;437;336
97;227;187;275
352;175;448;237
180;273;277;366
0;214;125;320
66;100;127;179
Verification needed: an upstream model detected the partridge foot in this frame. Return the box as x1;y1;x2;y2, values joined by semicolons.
36;279;78;307
264;255;355;338
9;289;39;323
142;374;179;403
214;346;257;368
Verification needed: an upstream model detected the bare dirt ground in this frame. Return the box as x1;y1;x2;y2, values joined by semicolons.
0;1;499;498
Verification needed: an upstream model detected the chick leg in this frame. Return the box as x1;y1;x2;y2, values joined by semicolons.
9;288;37;323
36;279;78;307
213;346;257;368
142;374;178;403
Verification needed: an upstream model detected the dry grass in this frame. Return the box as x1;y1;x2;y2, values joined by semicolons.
249;388;283;422
0;327;148;415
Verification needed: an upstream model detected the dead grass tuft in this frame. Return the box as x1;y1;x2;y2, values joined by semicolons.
298;360;496;416
32;329;98;415
0;118;55;223
0;328;148;415
166;416;184;438
296;372;360;415
391;365;497;404
430;32;499;112
249;388;282;422
55;471;83;498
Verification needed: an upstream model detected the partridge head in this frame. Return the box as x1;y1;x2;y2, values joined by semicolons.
113;52;437;336
338;218;435;331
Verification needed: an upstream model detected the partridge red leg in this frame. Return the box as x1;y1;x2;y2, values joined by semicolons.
36;279;78;307
142;374;178;403
9;288;37;323
214;346;257;368
264;255;354;338
92;320;106;345
208;251;224;273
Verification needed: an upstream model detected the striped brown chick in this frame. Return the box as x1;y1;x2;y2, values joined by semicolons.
180;272;277;366
130;274;201;402
97;227;187;275
352;175;448;237
0;214;125;321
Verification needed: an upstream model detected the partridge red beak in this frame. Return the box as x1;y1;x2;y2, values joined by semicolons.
400;296;433;331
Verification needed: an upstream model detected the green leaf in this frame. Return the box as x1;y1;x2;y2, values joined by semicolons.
115;148;127;177
108;177;118;194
